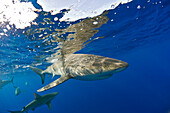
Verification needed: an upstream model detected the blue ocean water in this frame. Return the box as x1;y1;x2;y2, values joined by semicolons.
0;0;170;113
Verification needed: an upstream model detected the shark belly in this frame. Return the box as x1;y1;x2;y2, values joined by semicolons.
23;100;44;112
73;71;114;81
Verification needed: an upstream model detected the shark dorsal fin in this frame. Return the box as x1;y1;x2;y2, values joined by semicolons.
46;101;51;110
33;93;41;99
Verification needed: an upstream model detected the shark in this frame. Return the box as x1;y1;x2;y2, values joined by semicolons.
13;86;26;96
30;54;129;92
0;77;14;89
8;92;59;113
25;82;29;86
14;86;22;96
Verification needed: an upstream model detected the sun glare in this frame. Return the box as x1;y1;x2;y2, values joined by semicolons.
0;0;38;29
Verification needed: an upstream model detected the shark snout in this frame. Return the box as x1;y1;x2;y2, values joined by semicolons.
51;92;59;97
120;61;129;68
114;61;129;73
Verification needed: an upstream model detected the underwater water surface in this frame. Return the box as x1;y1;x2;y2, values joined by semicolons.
0;0;170;113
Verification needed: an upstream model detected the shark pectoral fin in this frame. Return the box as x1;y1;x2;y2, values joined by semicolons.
29;66;45;84
52;73;55;79
37;75;71;92
46;101;51;110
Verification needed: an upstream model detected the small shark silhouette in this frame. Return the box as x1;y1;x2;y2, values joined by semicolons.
8;92;59;113
14;87;22;96
25;82;29;86
0;77;14;89
13;86;26;96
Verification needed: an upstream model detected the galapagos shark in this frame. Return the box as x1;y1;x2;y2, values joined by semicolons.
13;86;26;96
30;54;129;92
14;86;22;96
8;92;59;113
0;77;14;89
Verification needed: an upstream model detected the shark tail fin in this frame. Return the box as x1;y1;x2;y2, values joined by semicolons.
8;110;22;113
11;76;14;84
11;76;16;88
29;66;45;84
37;75;71;92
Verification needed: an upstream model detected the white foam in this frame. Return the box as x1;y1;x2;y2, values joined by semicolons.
37;0;133;21
0;0;37;29
0;0;132;29
137;5;141;9
93;21;98;25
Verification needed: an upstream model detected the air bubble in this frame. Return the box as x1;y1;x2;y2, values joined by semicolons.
54;17;58;21
93;21;98;25
6;25;10;30
137;5;141;9
3;29;7;32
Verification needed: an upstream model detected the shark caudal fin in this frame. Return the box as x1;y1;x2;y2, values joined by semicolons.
11;76;14;84
8;110;22;113
10;76;16;88
29;66;45;84
37;75;71;92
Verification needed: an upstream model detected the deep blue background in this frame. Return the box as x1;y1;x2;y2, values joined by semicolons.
1;38;170;113
0;0;170;113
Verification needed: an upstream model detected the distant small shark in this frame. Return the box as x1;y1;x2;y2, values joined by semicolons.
14;86;22;96
13;86;26;96
0;77;14;89
8;92;59;113
25;82;29;86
